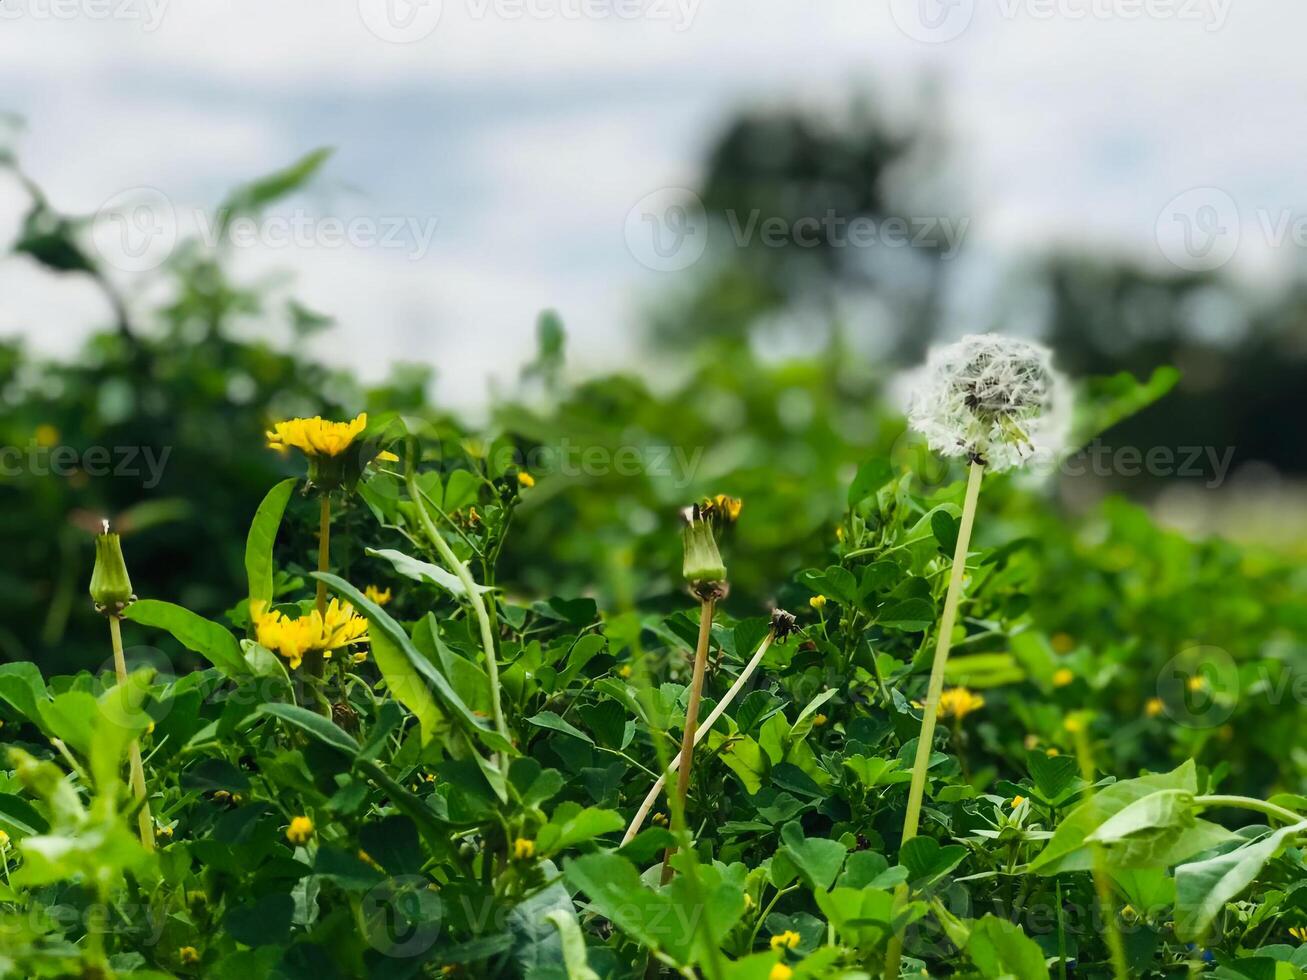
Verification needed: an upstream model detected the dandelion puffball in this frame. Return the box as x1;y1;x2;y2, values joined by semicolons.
907;333;1070;472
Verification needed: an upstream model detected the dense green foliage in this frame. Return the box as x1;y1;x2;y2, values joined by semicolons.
2;148;1307;980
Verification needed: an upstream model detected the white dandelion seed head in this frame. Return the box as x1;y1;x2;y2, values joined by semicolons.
906;333;1071;473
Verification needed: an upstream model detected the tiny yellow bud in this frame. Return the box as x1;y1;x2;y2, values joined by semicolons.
770;965;793;980
179;946;200;965
618;665;632;679
517;471;535;488
1010;795;1026;808
512;837;535;860
809;594;827;611
90;524;134;613
0;829;10;849
1045;747;1060;757
1064;715;1085;734
1145;697;1164;718
1187;675;1207;693
1052;668;1074;688
811;713;827;727
286;816;314;845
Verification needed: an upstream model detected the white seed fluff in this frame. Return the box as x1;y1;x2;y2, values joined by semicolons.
907;334;1070;472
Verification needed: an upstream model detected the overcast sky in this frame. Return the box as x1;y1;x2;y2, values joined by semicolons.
1;0;1303;405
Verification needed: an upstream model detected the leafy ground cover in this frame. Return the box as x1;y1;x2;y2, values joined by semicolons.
1;154;1307;980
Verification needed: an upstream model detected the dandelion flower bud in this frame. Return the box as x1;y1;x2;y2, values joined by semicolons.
907;334;1070;472
90;520;135;614
681;503;726;588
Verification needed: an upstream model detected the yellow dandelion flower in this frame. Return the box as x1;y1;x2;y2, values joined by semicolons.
618;665;632;679
286;816;314;845
705;494;742;524
1187;675;1207;693
809;594;827;611
1290;926;1307;943
1045;747;1060;757
812;713;828;727
770;965;793;980
364;584;392;606
254;599;369;670
517;471;536;488
938;687;985;721
0;829;9;849
1145;697;1164;718
512;838;535;861
1064;715;1086;734
769;930;800;951
266;413;367;457
179;946;200;965
1052;668;1074;688
1010;795;1026;808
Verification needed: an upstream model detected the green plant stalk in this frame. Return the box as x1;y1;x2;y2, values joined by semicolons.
884;459;984;978
109;615;153;852
405;466;510;753
1070;725;1129;980
659;596;715;885
302;492;333;697
1193;795;1306;825
623;630;775;845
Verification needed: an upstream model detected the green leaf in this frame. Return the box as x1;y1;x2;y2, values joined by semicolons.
223;893;295;947
125;600;250;678
877;598;935;632
246;478;296;611
315;572;511;755
0;662;49;728
216;148;333;238
1028;750;1080;803
544;908;600;980
527;711;594;745
536;804;623;854
932;510;960;553
1086;788;1198;867
38;691;99;757
366;547;494;598
256;703;359;757
0;793;50;837
900;836;967;887
967;914;1051;980
1031;761;1231;875
371;624;443;746
780;820;847;891
849;458;893;508
1174;819;1307;940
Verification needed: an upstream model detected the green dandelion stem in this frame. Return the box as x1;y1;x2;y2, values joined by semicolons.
109;614;154;852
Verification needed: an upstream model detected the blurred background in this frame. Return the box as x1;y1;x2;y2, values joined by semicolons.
1;0;1306;675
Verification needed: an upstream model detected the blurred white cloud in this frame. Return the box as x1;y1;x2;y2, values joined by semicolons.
1;0;1304;402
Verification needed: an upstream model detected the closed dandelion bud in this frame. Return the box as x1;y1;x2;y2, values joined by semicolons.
681;505;726;587
90;521;135;614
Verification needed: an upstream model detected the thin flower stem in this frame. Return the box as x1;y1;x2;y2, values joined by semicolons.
109;615;154;852
405;466;510;753
316;492;331;618
659;596;715;884
1193;795;1306;826
623;630;774;845
1069;726;1129;980
884;459;984;979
